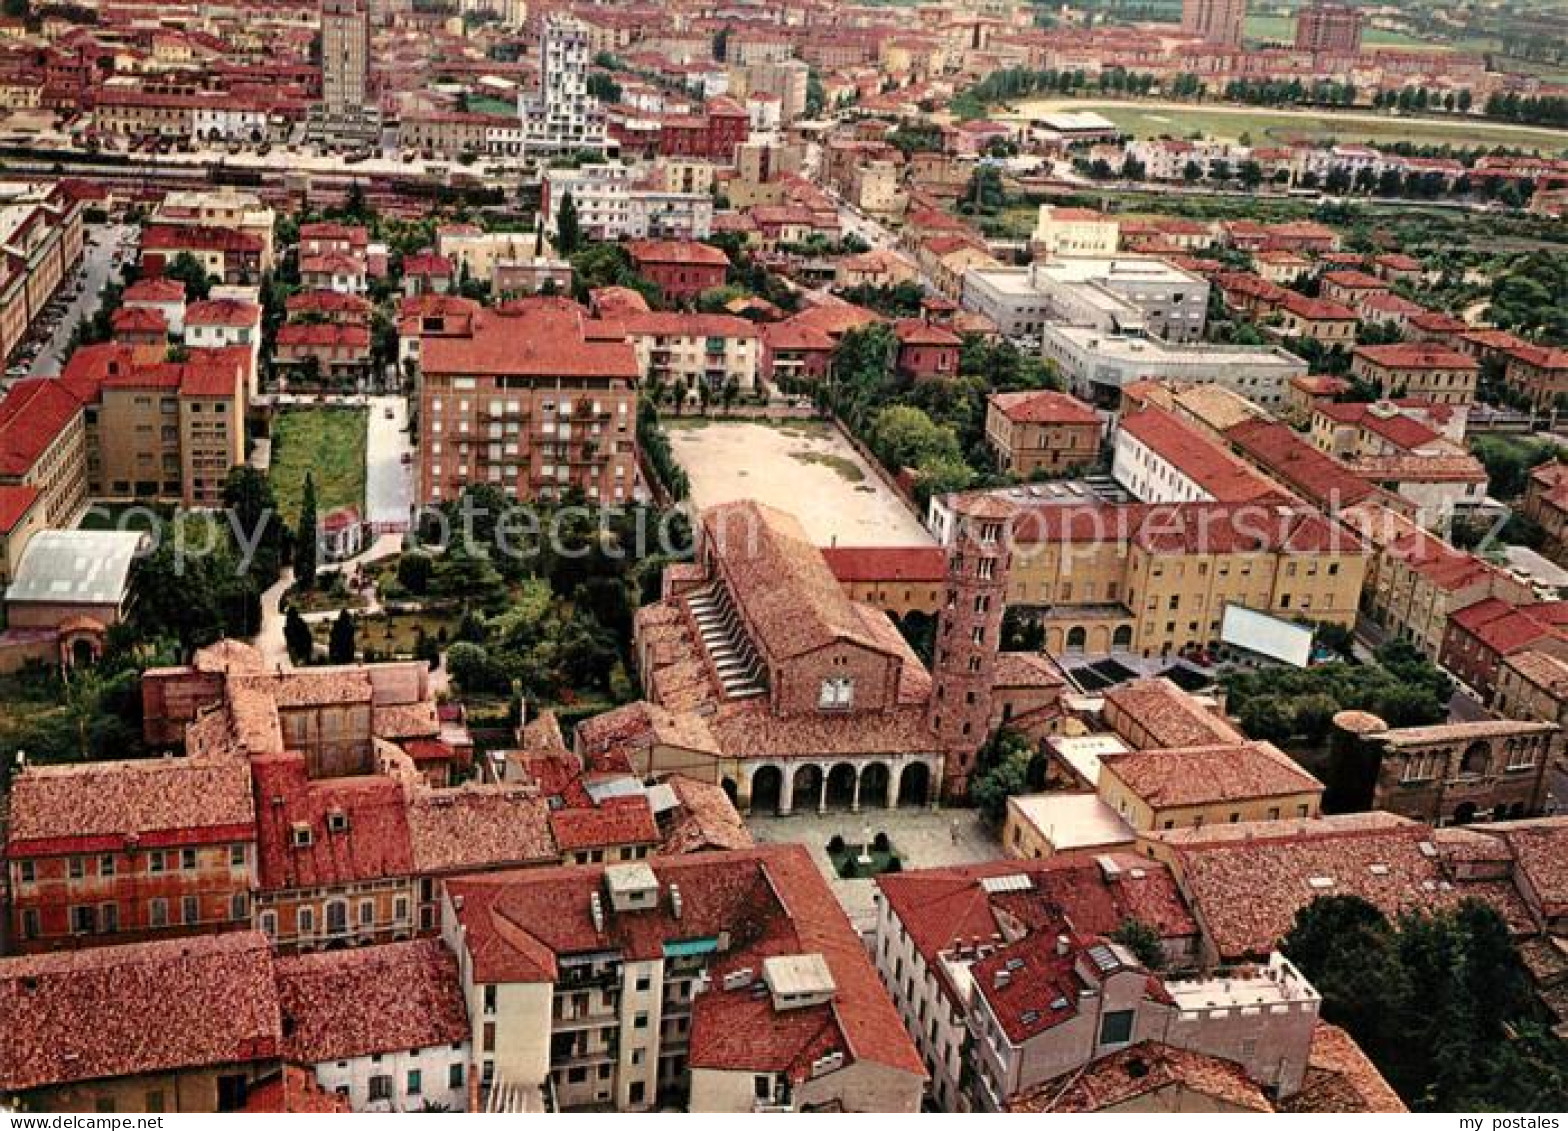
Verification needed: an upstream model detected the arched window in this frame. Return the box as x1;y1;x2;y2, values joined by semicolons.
1460;741;1490;776
1065;626;1088;654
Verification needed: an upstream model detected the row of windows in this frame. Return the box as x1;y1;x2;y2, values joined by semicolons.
25;892;249;939
17;845;245;885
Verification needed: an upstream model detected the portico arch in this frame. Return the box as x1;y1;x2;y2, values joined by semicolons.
826;763;858;810
898;761;932;807
859;762;891;808
750;765;783;815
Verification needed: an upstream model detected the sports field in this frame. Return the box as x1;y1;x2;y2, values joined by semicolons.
1005;98;1568;153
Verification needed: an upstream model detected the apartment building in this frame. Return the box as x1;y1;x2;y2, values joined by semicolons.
440;848;925;1112
616;312;760;397
520;14;609;158
1503;344;1568;411
1181;0;1245;45
1340;501;1535;661
153;190;276;273
0;182;85;365
1031;206;1119;258
0;377;92;527
60;344;248;507
1351;343;1479;406
1111;407;1280;505
626;241;729;304
142;223;264;284
1523;462;1568;565
984;389;1101;477
871;856;1199;1111
5;754;258;952
417;301;640;505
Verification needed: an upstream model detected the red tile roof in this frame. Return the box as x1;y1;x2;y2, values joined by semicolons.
0;932;280;1093
893;317;962;347
275;939;469;1063
421;304;638;380
821;545;947;584
448;846;926;1081
406;784;557;874
1148;813;1533;959
186;297;261;327
626;239;730;267
990;389;1099;425
123;277;186;303
0;483;41;532
250;750;414;892
1353;343;1478;372
0;378;87;477
1224;419;1378;509
1100;741;1322;808
549;795;660;851
6;754;255;857
1119;407;1280;503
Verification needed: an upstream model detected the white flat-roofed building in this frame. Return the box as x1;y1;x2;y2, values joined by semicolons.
1041;324;1307;410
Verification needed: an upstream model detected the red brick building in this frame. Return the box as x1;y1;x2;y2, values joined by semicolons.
626;240;730;304
1439;597;1568;704
416;300;640;505
656;96;749;163
893;317;962;380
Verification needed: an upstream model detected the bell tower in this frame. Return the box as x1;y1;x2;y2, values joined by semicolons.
927;495;1014;799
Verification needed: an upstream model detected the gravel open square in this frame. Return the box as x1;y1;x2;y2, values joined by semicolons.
667;418;935;547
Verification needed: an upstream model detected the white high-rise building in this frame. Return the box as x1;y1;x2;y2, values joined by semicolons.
519;13;609;159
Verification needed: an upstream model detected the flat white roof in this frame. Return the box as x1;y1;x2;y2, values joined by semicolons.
1047;733;1131;787
1043;324;1306;368
1033;255;1201;287
6;530;148;607
1008;791;1134;852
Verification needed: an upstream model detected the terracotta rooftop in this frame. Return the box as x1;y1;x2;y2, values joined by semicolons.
275;939;469;1064
406;784;556;874
989;388;1099;426
1100;741;1323;809
1009;1041;1272;1113
1148;813;1534;960
0;378;88;478
7;754;255;857
421;303;638;380
1353;343;1478;371
1281;1023;1408;1113
0;932;280;1093
250;751;414;892
1103;677;1245;750
447;846;926;1082
820;544;946;584
549;795;660;851
1119;407;1280;503
626;239;729;267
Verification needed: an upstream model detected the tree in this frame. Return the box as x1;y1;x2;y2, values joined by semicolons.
164;251;214;302
968;729;1035;826
555;190;582;256
294;473;318;589
284;607;314;664
1110;919;1166;971
328;609;356;664
868;405;963;471
396;551;434;595
222;466;285;588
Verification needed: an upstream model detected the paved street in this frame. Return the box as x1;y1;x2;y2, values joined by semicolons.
30;223;134;377
748;807;1001;933
365;393;413;529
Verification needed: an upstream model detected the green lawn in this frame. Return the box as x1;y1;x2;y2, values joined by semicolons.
828;842;903;879
311;608;457;659
269;407;368;529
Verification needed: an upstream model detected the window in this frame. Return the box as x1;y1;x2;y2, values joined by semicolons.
181;848;197;871
406;1070;422;1096
18;860;34;885
368;1076;393;1103
230;845;246;868
260;910;277;937
360;899;375;926
71;905;95;934
231;893;249;921
635;975;651;992
818;677;853;710
634;1011;649;1030
100;903;119;933
298;907;315;934
149;898;168;927
1099;1009;1135;1047
484;985;497;1014
21;908;39;939
100;855;116;877
69;857;85;880
449;1064;464;1090
182;896;200;924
